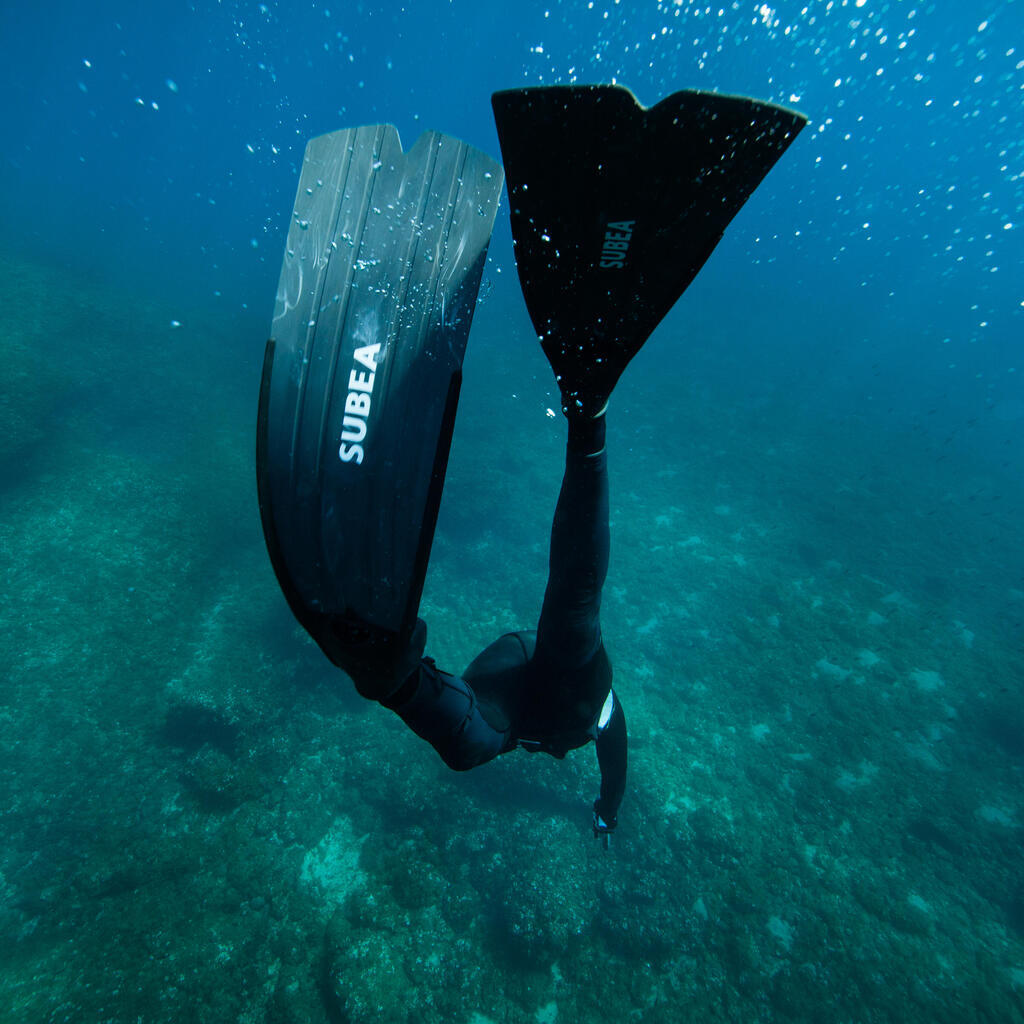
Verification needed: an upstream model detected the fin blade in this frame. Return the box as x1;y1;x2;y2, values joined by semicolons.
492;85;807;414
259;125;503;641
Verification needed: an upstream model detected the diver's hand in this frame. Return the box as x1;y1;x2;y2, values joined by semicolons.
592;801;617;848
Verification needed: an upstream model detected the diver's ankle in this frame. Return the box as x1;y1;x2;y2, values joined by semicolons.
567;409;607;456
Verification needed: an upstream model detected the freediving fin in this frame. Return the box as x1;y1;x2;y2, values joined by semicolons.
491;85;807;416
257;125;503;661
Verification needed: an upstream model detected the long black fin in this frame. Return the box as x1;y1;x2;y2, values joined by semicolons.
257;125;503;651
492;85;806;415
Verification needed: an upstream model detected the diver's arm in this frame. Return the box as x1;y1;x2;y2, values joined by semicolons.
594;690;627;833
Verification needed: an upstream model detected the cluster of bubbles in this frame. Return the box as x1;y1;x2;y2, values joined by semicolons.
521;1;1021;356
66;1;1021;374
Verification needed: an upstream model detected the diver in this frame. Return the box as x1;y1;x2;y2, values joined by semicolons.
256;85;806;840
320;403;622;840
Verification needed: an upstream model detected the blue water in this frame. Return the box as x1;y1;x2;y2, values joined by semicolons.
1;2;1022;1022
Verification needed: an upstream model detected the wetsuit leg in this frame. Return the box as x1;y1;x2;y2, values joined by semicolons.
369;414;609;773
382;661;511;772
535;414;610;668
333;618;511;772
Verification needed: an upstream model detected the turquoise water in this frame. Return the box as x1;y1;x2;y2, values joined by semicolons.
2;2;1023;1021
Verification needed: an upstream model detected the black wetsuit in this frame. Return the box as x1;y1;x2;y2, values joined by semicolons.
382;414;627;829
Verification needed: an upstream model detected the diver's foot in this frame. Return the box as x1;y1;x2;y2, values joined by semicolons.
319;617;427;702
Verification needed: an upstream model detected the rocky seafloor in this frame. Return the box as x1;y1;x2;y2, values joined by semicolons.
1;253;1022;1023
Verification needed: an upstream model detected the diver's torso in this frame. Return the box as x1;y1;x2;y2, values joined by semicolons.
463;631;612;758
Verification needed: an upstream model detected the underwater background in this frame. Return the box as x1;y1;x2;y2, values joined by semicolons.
1;1;1023;1021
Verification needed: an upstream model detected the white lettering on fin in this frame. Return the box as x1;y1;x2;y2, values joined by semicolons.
338;343;380;464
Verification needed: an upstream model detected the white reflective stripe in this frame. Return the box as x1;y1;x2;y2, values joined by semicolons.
597;691;614;731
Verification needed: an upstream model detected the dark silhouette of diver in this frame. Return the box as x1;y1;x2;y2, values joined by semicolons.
322;408;623;840
256;85;805;840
